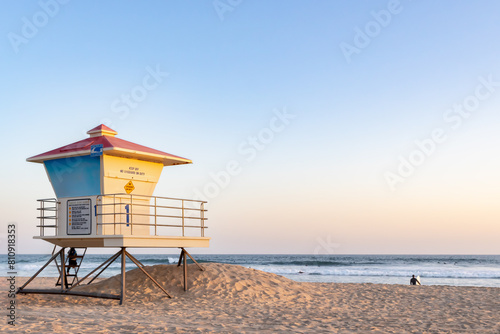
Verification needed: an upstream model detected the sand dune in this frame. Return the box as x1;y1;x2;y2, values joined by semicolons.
2;263;499;333
76;263;311;301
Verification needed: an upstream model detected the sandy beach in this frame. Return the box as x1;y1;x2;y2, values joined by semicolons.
2;263;499;333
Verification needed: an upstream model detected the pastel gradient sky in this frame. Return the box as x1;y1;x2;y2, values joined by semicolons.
1;1;499;254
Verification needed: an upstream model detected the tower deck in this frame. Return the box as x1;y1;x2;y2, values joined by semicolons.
35;235;210;248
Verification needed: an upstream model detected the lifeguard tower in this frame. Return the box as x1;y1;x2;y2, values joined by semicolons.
18;125;208;303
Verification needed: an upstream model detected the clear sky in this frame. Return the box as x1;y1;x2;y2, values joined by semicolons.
1;0;499;254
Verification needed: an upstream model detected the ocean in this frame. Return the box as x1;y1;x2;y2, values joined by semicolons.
2;254;499;288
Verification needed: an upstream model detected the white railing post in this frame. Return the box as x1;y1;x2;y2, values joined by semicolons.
96;196;101;235
114;194;117;235
130;194;133;235
201;202;205;237
154;196;157;236
40;200;44;237
182;200;185;237
54;200;58;237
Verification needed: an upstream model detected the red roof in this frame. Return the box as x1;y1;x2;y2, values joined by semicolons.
27;125;192;166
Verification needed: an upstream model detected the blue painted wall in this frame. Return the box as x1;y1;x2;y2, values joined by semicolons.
44;155;101;198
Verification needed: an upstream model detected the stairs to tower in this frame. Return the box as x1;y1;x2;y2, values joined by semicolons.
54;247;87;288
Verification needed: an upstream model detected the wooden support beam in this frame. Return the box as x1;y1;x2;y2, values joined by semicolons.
18;289;120;300
60;247;66;290
183;248;187;291
125;251;171;298
177;249;184;267
125;252;146;268
86;251;122;285
17;249;63;293
66;291;121;300
120;248;126;305
177;248;204;291
67;249;122;291
182;248;205;271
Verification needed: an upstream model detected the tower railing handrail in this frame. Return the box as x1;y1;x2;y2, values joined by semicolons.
36;198;59;237
95;193;208;237
35;194;208;238
100;193;207;203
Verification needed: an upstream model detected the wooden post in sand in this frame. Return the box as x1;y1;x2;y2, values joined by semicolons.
177;248;188;291
120;247;126;305
183;248;188;291
177;247;205;291
60;247;66;291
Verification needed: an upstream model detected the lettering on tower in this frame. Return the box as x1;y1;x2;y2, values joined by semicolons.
67;199;92;235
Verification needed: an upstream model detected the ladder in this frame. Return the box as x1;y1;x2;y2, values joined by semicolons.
53;247;87;288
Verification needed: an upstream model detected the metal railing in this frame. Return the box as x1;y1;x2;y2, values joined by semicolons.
36;198;59;237
96;193;208;237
